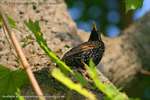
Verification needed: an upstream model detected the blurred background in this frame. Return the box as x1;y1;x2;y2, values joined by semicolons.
65;0;150;37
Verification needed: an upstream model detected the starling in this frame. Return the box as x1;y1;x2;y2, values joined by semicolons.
62;23;105;70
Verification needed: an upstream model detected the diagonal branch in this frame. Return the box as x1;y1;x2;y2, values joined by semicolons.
0;7;45;100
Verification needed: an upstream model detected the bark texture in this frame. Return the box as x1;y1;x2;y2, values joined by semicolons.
0;0;150;99
0;0;80;70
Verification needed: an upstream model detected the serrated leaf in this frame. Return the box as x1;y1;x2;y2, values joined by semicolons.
25;19;41;35
25;20;48;48
51;68;96;100
7;16;16;29
25;19;130;100
25;19;73;74
85;60;129;100
125;0;143;12
25;20;90;86
0;65;28;97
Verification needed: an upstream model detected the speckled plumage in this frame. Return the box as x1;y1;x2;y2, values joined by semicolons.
62;24;105;69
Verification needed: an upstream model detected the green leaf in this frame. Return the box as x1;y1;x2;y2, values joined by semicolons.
25;20;48;50
15;89;25;100
25;19;89;86
88;59;97;78
25;20;73;74
125;0;143;12
0;65;28;98
51;68;96;100
25;19;41;34
7;16;16;29
74;71;89;86
84;60;129;100
25;19;95;98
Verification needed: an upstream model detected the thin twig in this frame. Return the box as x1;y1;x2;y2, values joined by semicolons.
140;69;150;76
2;26;19;63
0;7;45;100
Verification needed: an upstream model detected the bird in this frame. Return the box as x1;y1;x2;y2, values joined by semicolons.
62;23;105;72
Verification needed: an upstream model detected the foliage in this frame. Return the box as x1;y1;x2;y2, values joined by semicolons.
15;89;25;100
0;15;27;100
125;0;143;12
25;19;89;86
0;65;28;99
0;15;16;29
25;19;132;100
85;59;129;100
25;20;72;73
0;1;145;98
25;19;95;99
7;16;16;29
52;68;96;100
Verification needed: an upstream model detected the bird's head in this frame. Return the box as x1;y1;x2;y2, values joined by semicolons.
88;22;102;41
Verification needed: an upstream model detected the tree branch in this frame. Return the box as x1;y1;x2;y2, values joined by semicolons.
0;7;45;100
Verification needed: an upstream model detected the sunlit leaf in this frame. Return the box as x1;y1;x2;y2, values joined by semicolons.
125;0;143;12
25;20;74;74
74;71;89;86
7;16;16;29
25;19;132;100
15;89;25;100
25;19;40;34
85;60;129;100
88;59;97;78
51;68;96;100
25;19;90;87
0;65;28;98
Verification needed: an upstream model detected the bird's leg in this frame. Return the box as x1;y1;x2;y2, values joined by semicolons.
82;69;93;82
80;60;92;82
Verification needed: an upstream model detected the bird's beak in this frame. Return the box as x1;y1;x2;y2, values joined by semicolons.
92;22;97;31
92;22;102;41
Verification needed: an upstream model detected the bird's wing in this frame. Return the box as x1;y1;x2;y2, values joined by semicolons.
62;42;97;59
